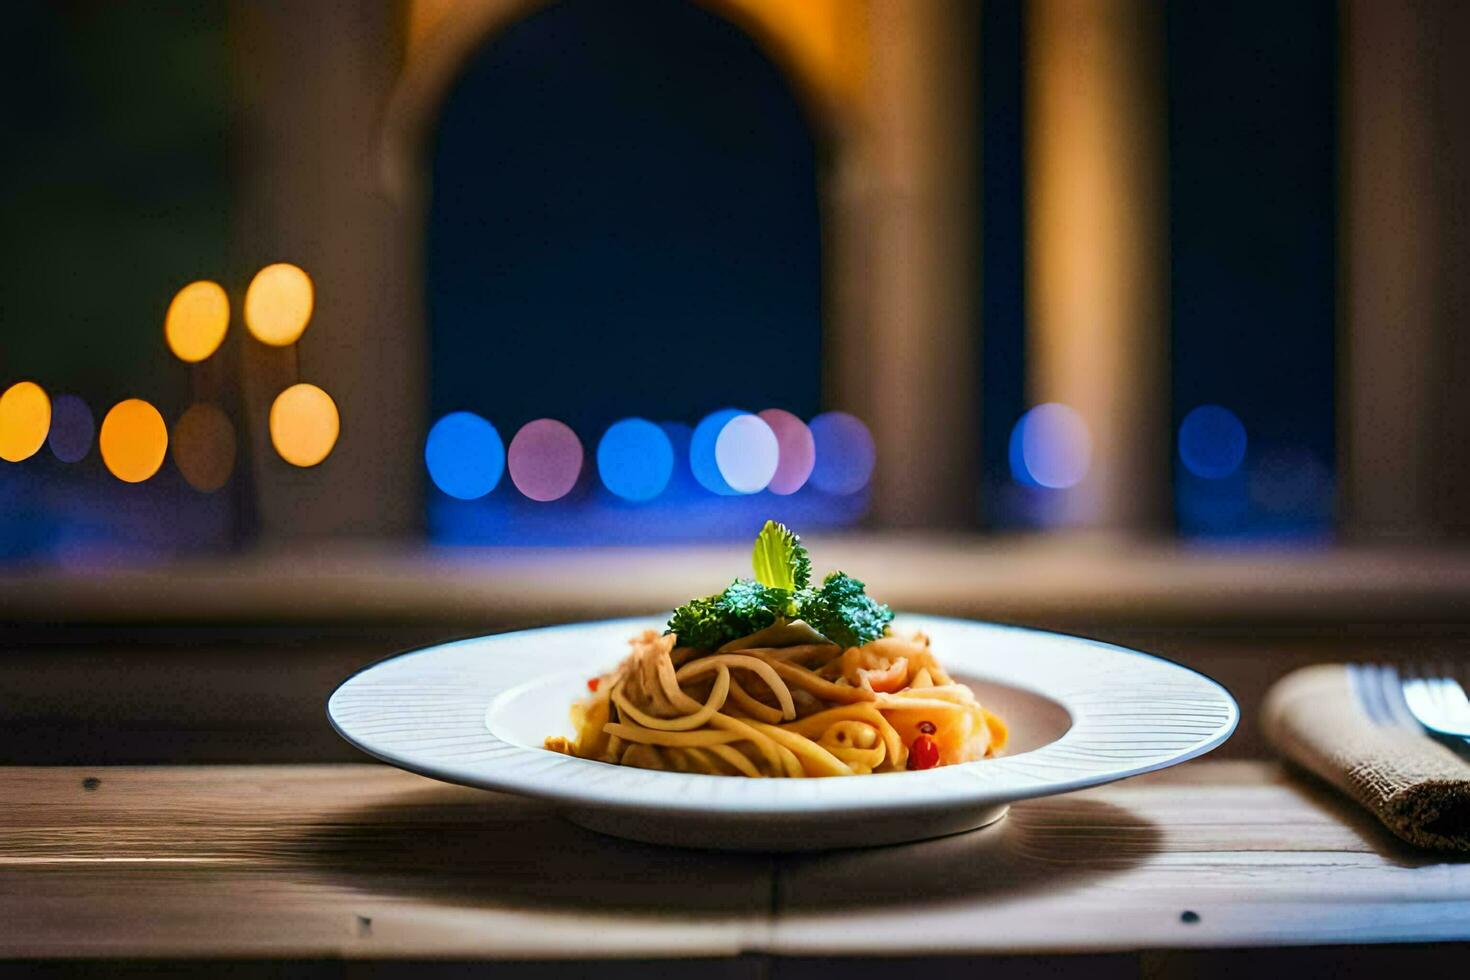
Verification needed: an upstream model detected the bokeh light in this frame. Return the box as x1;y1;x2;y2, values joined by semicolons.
1250;446;1331;514
244;263;314;346
508;418;583;501
1178;404;1248;479
47;394;94;463
758;408;815;495
1177;465;1251;533
425;411;504;500
171;403;236;492
99;398;168;483
269;383;339;467
715;413;779;494
690;408;744;495
809;411;876;495
0;381;51;462
1009;403;1091;489
164;280;230;363
597;417;673;502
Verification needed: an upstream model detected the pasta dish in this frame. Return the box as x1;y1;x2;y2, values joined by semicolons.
546;521;1007;776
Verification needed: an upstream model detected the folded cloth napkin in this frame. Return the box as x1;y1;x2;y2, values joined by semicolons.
1262;663;1470;851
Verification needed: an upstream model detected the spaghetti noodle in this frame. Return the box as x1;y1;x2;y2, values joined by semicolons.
546;520;1008;777
546;525;1005;775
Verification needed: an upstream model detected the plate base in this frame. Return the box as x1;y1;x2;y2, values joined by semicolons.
563;802;1010;851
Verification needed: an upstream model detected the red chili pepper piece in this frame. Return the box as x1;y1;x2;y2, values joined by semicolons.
917;720;937;734
907;734;940;770
587;677;600;693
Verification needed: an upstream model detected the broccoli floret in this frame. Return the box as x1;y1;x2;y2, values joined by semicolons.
668;523;892;650
718;578;795;627
798;571;894;649
666;594;732;650
667;579;796;649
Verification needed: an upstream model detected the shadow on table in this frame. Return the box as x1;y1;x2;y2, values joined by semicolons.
774;794;1162;911
1282;763;1470;867
281;784;770;915
279;784;1160;915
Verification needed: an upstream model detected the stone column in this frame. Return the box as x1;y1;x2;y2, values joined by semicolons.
230;0;423;540
828;0;980;527
1339;0;1470;539
1024;0;1168;530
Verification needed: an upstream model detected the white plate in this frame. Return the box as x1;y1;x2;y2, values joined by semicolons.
328;615;1237;850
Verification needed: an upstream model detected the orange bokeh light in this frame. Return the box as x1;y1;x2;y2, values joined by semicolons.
99;398;169;483
164;280;230;363
244;263;314;346
172;402;236;492
269;382;339;467
0;381;51;462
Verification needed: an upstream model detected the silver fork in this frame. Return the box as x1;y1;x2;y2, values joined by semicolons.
1400;666;1470;744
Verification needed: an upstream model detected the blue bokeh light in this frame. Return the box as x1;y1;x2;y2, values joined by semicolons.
1008;403;1090;489
690;408;744;495
809;411;875;495
47;394;94;464
1178;405;1248;480
1007;418;1038;489
597;417;674;502
425;411;505;500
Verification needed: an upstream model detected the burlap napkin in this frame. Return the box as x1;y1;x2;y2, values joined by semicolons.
1261;663;1470;851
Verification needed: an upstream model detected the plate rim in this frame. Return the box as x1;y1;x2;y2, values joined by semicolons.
327;614;1239;816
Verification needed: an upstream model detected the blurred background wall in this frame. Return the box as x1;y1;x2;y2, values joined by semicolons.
3;0;1470;766
0;0;1467;558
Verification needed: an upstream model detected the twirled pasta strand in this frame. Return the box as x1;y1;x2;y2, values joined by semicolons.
546;629;1005;777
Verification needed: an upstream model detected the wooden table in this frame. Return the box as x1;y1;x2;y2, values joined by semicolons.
1;761;1466;975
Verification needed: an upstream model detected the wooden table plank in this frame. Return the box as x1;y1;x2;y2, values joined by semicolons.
0;761;1465;960
0;765;775;959
770;762;1470;955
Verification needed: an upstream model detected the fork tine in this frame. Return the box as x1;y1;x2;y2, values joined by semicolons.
1401;675;1429;721
1400;669;1446;734
1367;662;1401;727
1390;663;1423;729
1431;668;1456;711
1434;675;1470;728
1402;664;1470;740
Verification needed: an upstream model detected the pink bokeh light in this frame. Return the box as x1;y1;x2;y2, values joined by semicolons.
757;408;815;495
508;418;584;501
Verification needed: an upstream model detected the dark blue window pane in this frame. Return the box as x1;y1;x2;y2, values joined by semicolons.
425;0;827;543
1167;0;1337;540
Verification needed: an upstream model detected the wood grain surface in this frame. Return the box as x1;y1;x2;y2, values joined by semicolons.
0;761;1466;963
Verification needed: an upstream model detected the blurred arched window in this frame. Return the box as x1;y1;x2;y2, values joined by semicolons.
424;0;827;544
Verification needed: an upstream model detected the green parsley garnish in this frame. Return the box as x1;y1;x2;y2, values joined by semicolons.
751;519;811;592
667;521;892;649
